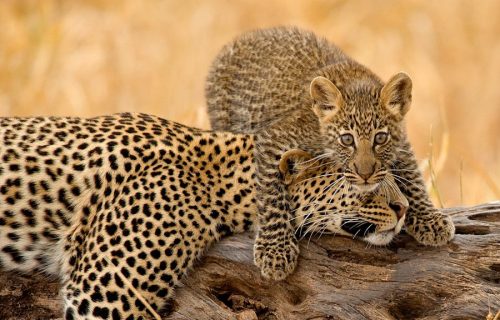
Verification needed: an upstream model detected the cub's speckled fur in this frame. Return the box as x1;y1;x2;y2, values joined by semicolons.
206;26;455;280
1;113;407;319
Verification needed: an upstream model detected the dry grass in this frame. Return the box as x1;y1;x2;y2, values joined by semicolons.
486;310;500;320
1;0;499;206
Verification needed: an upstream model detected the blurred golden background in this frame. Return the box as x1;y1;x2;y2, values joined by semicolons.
0;0;499;206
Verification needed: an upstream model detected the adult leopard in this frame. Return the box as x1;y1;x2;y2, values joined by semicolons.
206;26;455;280
0;113;407;319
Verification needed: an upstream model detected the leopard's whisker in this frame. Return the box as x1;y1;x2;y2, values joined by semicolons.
296;176;345;227
390;175;410;191
390;168;418;173
392;173;424;191
301;159;339;171
385;178;403;201
395;148;414;155
298;172;338;184
352;229;362;240
303;215;332;244
297;152;333;163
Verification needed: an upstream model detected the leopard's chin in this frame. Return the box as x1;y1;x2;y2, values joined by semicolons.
363;230;396;246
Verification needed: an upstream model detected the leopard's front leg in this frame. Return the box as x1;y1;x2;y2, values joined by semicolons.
393;141;455;245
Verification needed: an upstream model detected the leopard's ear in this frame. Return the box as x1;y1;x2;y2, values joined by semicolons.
279;149;313;185
310;76;344;122
381;72;412;120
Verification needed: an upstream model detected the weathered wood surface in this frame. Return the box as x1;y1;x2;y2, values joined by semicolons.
1;203;499;320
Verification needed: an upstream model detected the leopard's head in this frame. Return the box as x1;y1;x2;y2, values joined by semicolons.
309;68;412;192
280;149;408;245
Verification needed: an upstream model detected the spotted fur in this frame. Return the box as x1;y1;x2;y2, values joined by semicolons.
0;113;409;319
206;26;455;280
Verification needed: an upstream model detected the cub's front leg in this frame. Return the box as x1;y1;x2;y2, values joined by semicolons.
393;141;455;245
252;131;301;281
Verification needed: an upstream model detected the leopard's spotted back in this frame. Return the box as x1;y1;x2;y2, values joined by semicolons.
1;113;257;319
0;112;406;319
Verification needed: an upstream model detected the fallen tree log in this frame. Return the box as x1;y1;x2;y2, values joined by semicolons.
1;202;499;320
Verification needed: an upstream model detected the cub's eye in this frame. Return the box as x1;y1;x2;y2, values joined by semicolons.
340;133;355;146
374;132;389;145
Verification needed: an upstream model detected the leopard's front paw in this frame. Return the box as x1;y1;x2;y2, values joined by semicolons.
405;211;455;246
253;234;299;281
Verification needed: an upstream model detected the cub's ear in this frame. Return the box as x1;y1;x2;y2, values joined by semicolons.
381;72;412;120
279;149;313;185
310;76;344;122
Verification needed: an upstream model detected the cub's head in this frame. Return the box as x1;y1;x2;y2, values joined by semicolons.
280;149;408;245
309;69;412;192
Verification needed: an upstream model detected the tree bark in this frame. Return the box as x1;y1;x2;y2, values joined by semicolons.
1;203;499;320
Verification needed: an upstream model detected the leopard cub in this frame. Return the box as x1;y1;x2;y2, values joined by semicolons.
207;26;455;280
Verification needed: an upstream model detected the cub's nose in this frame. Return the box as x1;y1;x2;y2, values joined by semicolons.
354;163;375;181
389;202;408;220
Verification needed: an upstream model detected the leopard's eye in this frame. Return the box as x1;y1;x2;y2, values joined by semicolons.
340;133;354;146
374;132;388;145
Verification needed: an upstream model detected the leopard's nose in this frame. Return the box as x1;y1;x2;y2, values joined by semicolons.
389;202;408;220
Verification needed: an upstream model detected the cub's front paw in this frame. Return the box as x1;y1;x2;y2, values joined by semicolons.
253;234;299;281
405;211;455;246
